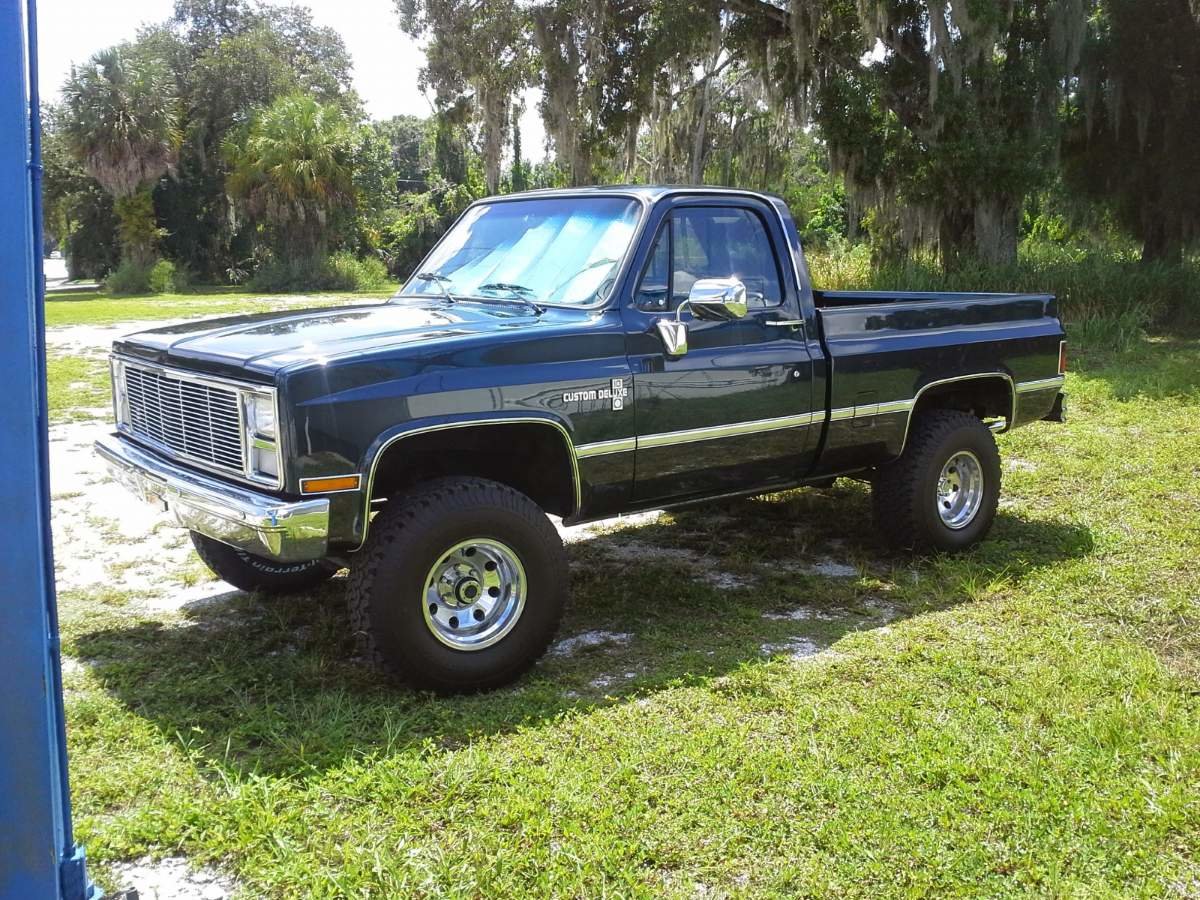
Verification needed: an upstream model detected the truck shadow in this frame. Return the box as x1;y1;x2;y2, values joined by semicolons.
72;484;1092;780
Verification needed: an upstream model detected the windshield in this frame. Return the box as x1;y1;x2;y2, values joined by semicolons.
397;196;642;308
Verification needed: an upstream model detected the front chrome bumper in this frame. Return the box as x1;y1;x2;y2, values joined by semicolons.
95;433;329;563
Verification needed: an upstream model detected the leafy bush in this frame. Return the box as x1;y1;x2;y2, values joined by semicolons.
325;251;389;291
797;184;849;248
375;182;477;279
248;252;391;292
60;188;120;280
102;258;191;295
147;259;190;293
102;261;153;295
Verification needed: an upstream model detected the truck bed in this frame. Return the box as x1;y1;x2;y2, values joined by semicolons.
809;289;1064;473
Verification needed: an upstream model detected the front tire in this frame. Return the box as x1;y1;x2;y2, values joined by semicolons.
872;410;1001;552
190;532;340;594
347;477;567;693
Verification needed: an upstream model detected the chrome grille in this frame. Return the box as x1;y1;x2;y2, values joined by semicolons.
121;363;245;475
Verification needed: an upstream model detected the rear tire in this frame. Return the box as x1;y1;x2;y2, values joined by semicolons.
347;477;567;693
190;532;339;594
872;410;1001;552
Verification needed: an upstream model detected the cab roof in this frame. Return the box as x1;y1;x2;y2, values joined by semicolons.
493;185;783;205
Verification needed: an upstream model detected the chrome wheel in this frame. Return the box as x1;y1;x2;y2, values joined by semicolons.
936;450;985;530
422;538;526;651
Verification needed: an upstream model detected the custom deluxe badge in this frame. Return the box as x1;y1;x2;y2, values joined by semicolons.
562;378;629;411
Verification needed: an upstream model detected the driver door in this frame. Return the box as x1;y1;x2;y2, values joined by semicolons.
622;199;818;503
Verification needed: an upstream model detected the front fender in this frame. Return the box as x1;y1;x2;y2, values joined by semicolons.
349;413;582;551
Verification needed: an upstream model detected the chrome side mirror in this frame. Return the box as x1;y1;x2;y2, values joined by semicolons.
686;278;748;320
654;278;747;358
656;318;689;356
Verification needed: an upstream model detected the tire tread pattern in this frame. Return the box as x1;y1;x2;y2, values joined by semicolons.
190;531;338;594
872;409;1001;552
346;477;567;692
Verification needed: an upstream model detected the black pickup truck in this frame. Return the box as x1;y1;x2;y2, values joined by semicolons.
97;186;1066;691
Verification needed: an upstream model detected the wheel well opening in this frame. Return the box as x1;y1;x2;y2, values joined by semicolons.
913;377;1012;425
369;423;577;518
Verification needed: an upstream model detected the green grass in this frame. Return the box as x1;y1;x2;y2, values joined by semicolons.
45;288;392;328
55;331;1200;897
47;354;112;421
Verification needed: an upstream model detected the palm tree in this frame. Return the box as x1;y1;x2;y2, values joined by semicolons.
223;94;356;261
62;45;180;269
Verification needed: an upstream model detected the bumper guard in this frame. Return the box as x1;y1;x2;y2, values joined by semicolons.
95;433;329;563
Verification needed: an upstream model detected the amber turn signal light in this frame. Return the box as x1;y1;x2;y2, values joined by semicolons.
300;475;362;494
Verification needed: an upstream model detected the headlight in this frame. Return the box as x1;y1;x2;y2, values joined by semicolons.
245;393;276;439
243;391;280;485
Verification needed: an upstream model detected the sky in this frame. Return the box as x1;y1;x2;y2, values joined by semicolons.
35;0;546;161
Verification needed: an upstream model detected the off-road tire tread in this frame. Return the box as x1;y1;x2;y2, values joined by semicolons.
347;477;567;692
872;409;1001;552
190;532;339;594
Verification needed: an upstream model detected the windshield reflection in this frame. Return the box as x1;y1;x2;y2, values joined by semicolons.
398;196;641;308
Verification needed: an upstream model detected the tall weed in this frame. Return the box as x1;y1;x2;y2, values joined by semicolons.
807;243;1199;351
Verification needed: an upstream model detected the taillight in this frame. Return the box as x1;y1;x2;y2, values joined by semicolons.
1058;340;1067;375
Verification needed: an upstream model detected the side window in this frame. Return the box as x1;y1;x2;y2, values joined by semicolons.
672;208;783;309
635;223;671;311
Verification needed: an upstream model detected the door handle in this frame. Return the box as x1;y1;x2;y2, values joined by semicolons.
765;319;804;328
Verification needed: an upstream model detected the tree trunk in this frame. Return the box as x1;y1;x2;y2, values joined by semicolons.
479;89;506;196
973;195;1020;267
114;189;159;269
1140;217;1183;265
624;116;640;181
689;81;711;185
938;207;975;273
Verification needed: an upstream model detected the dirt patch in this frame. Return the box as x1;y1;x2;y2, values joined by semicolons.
549;630;633;657
794;557;859;578
760;636;822;659
589;540;757;589
49;421;232;608
762;607;842;622
556;510;663;544
588;670;641;691
108;856;236;900
1004;457;1038;473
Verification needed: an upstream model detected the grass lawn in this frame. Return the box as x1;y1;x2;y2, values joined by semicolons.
48;354;113;421
57;335;1199;897
45;287;391;328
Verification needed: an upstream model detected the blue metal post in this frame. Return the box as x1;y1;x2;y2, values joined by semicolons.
0;1;97;897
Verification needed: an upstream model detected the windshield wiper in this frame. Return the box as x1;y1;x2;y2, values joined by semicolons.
415;272;456;302
478;282;535;296
476;283;545;314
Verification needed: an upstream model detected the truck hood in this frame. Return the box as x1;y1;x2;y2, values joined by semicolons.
112;299;548;380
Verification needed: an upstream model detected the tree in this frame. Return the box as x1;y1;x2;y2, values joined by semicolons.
372;115;434;192
510;102;528;192
223;94;357;261
725;0;1093;269
1064;0;1200;263
61;44;180;268
41;104;121;278
398;0;531;194
117;3;361;280
530;0;662;185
